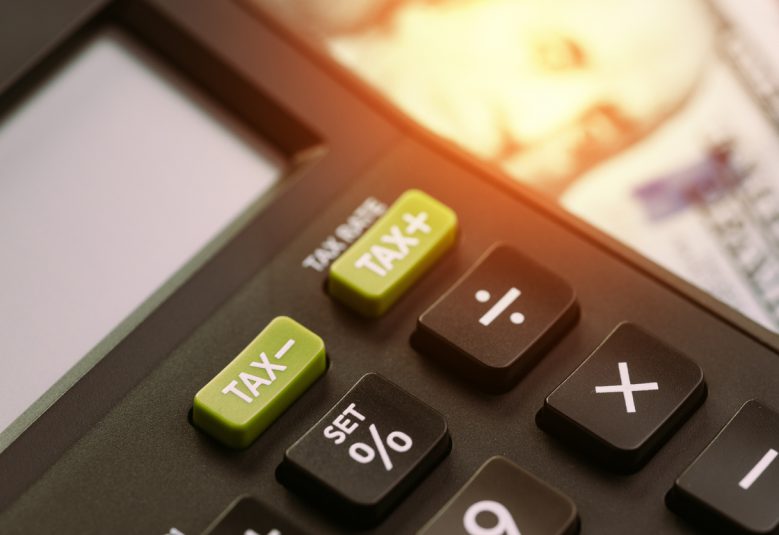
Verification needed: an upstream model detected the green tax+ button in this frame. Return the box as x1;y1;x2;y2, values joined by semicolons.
193;316;326;448
328;189;457;317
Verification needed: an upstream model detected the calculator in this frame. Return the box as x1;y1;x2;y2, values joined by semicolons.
2;1;779;534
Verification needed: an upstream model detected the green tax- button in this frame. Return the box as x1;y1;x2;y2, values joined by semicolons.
193;316;325;449
328;189;457;317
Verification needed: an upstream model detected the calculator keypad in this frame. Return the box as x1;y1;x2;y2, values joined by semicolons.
177;185;759;534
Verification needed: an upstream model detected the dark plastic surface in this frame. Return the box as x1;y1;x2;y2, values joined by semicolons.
0;0;110;95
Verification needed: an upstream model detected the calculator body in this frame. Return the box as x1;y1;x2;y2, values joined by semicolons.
2;1;779;533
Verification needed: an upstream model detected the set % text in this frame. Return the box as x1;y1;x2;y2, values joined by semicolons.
322;403;413;471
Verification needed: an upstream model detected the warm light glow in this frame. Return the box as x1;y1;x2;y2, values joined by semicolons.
328;0;715;194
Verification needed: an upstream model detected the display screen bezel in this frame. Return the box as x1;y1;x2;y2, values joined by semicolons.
0;24;311;448
0;1;351;508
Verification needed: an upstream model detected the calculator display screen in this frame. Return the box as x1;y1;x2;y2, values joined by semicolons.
0;29;284;438
256;0;779;333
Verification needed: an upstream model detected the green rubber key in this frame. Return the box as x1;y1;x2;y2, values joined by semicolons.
328;189;458;317
192;316;326;449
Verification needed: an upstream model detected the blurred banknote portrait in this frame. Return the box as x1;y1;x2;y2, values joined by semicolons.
265;0;715;195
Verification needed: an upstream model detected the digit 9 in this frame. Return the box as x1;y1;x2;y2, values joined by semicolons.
463;500;520;535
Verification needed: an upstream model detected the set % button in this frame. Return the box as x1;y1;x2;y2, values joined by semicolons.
278;373;451;527
325;402;414;471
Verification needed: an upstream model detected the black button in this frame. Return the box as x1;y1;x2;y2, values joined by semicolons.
668;400;779;534
537;323;706;472
414;244;577;393
277;373;450;527
419;456;579;535
202;496;306;535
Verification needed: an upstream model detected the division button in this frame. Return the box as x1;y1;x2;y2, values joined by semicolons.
537;323;706;472
418;456;578;535
667;400;779;534
277;373;450;527
192;316;326;449
414;243;577;393
328;189;457;317
202;496;306;535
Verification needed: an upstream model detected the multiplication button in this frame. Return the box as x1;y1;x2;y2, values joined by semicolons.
418;457;578;535
668;400;779;534
278;373;450;526
414;244;577;392
537;323;705;472
192;316;326;449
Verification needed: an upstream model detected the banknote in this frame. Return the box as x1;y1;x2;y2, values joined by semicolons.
255;0;779;330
